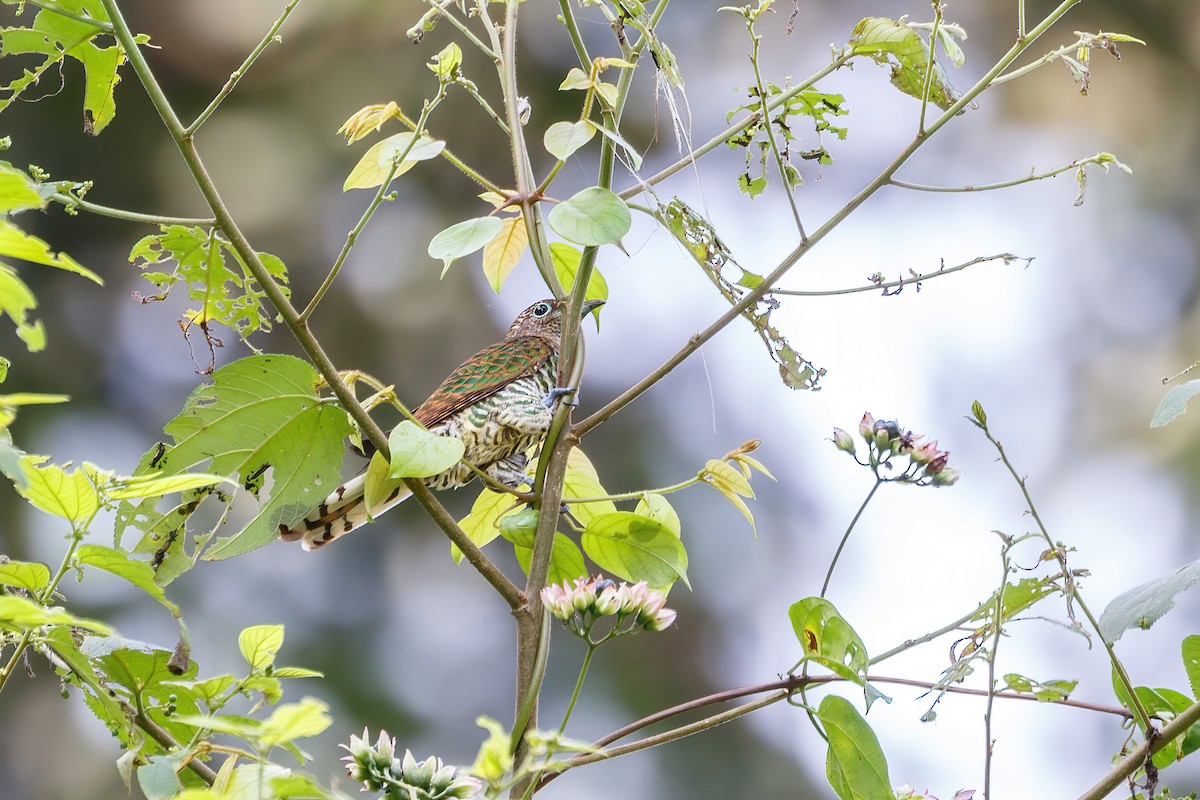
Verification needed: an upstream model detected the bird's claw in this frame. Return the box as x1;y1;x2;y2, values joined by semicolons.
542;386;579;408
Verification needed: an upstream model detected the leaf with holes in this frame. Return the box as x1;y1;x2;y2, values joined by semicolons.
789;597;870;688
115;355;353;566
848;17;959;110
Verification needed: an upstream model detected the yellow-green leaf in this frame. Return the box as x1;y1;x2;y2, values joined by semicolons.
104;471;234;501
238;624;285;670
0;595;111;633
342;132;445;191
635;493;680;537
18;455;100;524
387;420;465;478
76;544;180;617
0;559;51;593
258;697;332;749
0;221;101;283
454;486;523;564
482;216;528;294
703;459;754;497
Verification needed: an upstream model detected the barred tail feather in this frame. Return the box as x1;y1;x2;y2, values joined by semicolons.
278;475;412;551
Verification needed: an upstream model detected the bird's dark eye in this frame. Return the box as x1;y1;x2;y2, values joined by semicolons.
532;302;551;317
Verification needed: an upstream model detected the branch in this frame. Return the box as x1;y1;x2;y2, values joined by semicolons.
773;253;1024;297
128;702;219;785
27;0;113;31
888;154;1122;193
577;0;1086;438
184;0;304;136
49;193;216;227
1078;696;1200;800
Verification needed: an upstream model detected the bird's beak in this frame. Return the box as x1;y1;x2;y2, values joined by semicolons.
582;299;605;315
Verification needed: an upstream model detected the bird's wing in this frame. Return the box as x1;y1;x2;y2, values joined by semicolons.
414;336;554;427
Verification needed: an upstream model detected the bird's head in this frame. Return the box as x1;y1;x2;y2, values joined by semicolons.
506;298;604;340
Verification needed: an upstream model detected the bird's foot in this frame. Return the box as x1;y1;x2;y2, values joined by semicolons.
542;386;579;408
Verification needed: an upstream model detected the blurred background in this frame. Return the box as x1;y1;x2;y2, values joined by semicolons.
2;1;1199;797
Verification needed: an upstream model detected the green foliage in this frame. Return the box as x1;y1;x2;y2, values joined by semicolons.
0;558;50;592
130;226;290;344
544;120;596;160
387;420;467;478
581;511;689;591
546;186;631;247
343;132;446;191
76;544;180;617
788;598;871;693
1098;560;1200;644
549;243;608;321
1001;673;1078;702
116;355;353;568
848;16;962;110
817;695;895;800
0;0;130;134
428;216;505;274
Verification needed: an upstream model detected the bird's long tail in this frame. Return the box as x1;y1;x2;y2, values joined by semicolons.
278;474;412;551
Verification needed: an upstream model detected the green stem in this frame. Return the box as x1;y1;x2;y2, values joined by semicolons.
917;2;943;134
0;526;85;695
392;108;504;193
425;1;496;59
978;418;1154;736
184;0;304;136
579;0;1084;437
49;192;216;227
302;92;444;321
869;606;978;665
28;0;112;31
983;541;1012;800
558;643;596;736
889;154;1115;193
556;0;590;68
746;21;806;240
566;476;700;505
774;253;1023;297
820;478;881;598
1078;696;1200;800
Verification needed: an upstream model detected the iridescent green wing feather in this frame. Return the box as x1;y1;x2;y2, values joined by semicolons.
414;336;553;427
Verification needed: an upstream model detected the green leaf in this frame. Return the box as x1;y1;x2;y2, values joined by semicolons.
0;559;50;593
103;471;234;501
588;122;643;170
0;595;111;633
162;674;237;707
581;511;689;590
544;120;597;160
239;624;285;670
342;132;445;191
0;263;45;351
548;243;608;322
0;3;124;134
817;695;895;800
273;666;324;679
454;486;524;564
428;216;505;274
1151;379;1200;427
515;532;587;587
562;447;615;527
0;163;45;213
547;187;631;247
116;355;353;565
387;420;466;478
968;576;1060;625
635;494;680;537
788;597;870;688
129;226;289;343
17;455;99;523
258;697;332;749
0;220;101;282
848;17;959;111
137;754;184;800
76;544;180;617
1098;559;1200;644
1183;635;1200;700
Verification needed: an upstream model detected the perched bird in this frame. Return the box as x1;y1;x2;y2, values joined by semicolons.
280;297;603;550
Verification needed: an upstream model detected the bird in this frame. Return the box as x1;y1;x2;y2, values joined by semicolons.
279;297;603;550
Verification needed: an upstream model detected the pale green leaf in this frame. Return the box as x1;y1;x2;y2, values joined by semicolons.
1151;379;1200;427
789;597;870;687
17;455;100;523
817;695;894;800
137;754;185;800
272;666;324;679
482;216;528;293
515;532;587;586
0;163;45;213
635;494;680;537
104;471;234;500
428;216;505;274
454;486;523;564
559;67;592;91
581;511;689;589
0;559;51;593
387;420;465;478
703;459;754;497
1183;635;1200;701
547;187;631;247
562;447;615;527
363;450;407;519
544;120;596;160
239;624;285;670
0;221;101;282
77;544;180;616
587;121;643;170
258;697;332;749
848;17;959;110
1098;560;1200;643
0;263;45;351
342;132;445;191
0;595;111;633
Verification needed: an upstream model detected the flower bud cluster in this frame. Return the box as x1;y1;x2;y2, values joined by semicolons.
540;576;677;641
832;412;961;486
342;729;480;799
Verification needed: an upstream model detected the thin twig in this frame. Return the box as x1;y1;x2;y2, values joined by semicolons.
50;193;216;227
774;253;1023;297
